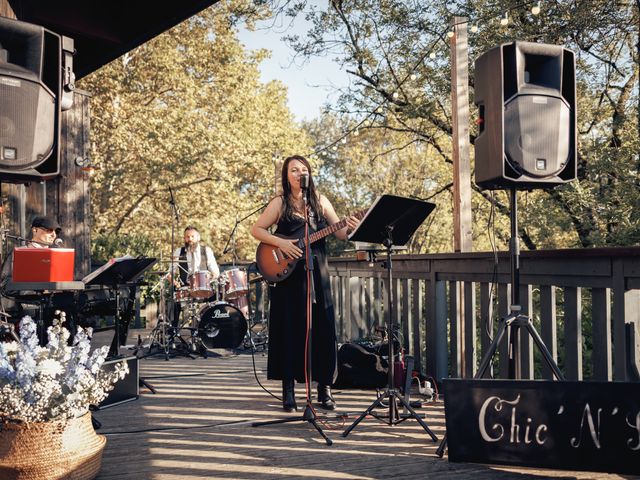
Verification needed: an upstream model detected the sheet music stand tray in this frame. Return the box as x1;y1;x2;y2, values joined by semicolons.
342;194;438;441
84;257;156;357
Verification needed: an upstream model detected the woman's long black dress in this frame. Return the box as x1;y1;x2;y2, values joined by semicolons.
267;213;338;385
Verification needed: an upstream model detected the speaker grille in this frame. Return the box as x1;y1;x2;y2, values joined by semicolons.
0;75;55;170
504;94;571;179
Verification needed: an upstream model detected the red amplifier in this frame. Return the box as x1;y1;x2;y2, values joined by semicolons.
12;247;75;282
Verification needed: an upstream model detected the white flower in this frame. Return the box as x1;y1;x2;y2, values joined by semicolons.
37;358;64;377
0;315;128;423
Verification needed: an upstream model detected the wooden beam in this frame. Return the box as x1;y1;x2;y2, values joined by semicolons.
450;16;473;253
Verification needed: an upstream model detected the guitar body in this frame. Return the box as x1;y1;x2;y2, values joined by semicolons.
255;235;303;283
255;210;366;283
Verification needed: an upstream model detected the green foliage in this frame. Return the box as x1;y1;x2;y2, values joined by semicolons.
91;233;158;265
79;0;312;264
275;0;640;251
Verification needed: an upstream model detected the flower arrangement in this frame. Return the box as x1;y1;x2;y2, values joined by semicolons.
0;314;128;423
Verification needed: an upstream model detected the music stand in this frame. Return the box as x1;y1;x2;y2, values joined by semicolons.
83;256;156;357
341;195;438;441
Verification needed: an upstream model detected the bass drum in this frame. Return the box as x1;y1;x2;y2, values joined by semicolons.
198;303;247;349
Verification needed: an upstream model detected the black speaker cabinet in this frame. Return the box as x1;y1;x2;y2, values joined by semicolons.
0;17;74;183
474;41;577;190
98;356;139;409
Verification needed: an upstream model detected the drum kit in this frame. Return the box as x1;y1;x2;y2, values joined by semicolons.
139;265;267;360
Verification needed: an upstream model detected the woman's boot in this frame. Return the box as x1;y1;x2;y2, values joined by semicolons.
317;384;336;410
282;378;297;412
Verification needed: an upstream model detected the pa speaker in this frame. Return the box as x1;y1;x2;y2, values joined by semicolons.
474;41;577;190
0;16;74;183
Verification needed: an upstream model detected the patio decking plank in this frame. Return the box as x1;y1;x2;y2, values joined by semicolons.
92;332;630;479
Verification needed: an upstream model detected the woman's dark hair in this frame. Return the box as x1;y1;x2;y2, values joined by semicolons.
280;155;324;221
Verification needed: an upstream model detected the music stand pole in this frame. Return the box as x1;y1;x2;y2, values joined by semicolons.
342;225;438;441
252;186;332;446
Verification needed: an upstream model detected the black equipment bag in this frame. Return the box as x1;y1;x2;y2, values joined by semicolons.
333;342;390;389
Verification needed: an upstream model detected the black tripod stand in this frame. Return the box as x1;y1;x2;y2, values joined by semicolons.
342;195;438;440
252;177;333;445
436;188;564;457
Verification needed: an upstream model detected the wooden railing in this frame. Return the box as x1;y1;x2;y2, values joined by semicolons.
326;247;640;382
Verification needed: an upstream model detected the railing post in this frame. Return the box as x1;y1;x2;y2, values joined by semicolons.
564;286;583;380
463;281;476;377
435;280;448;381
591;287;612;380
540;285;558;380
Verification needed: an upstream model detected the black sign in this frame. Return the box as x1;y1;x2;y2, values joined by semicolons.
443;379;640;475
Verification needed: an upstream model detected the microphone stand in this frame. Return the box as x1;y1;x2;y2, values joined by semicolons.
168;186;180;339
252;182;332;446
221;202;271;260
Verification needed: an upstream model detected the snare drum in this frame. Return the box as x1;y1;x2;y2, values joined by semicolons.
188;270;213;299
223;268;248;299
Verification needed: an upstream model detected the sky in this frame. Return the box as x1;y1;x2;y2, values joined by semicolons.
236;11;351;123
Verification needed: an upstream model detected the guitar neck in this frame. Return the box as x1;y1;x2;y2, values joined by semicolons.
306;218;350;245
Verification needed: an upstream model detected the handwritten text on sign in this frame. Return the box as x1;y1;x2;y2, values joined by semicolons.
443;380;640;475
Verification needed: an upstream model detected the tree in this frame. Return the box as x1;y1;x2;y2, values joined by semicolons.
275;0;640;250
79;1;312;262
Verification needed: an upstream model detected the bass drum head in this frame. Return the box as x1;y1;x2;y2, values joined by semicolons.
198;303;247;349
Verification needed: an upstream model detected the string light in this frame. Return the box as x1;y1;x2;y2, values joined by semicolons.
470;24;478;33
410;73;417;81
500;12;509;26
446;30;454;38
429;51;436;59
392;91;399;99
531;1;541;15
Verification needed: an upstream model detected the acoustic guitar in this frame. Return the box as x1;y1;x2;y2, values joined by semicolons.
255;210;367;283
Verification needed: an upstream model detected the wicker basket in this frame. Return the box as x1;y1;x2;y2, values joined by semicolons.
0;411;106;480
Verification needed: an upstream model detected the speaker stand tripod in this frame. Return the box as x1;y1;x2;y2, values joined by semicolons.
436;188;564;457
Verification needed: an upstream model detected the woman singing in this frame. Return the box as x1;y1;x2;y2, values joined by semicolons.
251;155;359;412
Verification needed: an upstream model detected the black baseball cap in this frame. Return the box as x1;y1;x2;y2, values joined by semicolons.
31;216;61;232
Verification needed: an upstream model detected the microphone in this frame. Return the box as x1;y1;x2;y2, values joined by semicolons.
53;238;64;247
300;174;309;190
168;186;176;205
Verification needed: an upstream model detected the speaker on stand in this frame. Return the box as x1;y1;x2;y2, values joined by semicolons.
437;41;577;457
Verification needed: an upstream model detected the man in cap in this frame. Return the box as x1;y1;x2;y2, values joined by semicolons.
28;215;62;248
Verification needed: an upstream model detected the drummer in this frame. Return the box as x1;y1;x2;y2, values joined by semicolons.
170;226;220;327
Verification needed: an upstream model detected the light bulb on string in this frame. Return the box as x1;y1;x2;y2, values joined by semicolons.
392;91;399;99
531;1;541;15
410;73;417;81
500;12;509;26
429;51;436;59
447;30;454;38
470;24;478;33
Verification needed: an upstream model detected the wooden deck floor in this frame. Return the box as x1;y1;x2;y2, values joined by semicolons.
93;332;630;480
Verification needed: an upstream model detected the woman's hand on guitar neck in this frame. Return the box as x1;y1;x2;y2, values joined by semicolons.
277;237;303;259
